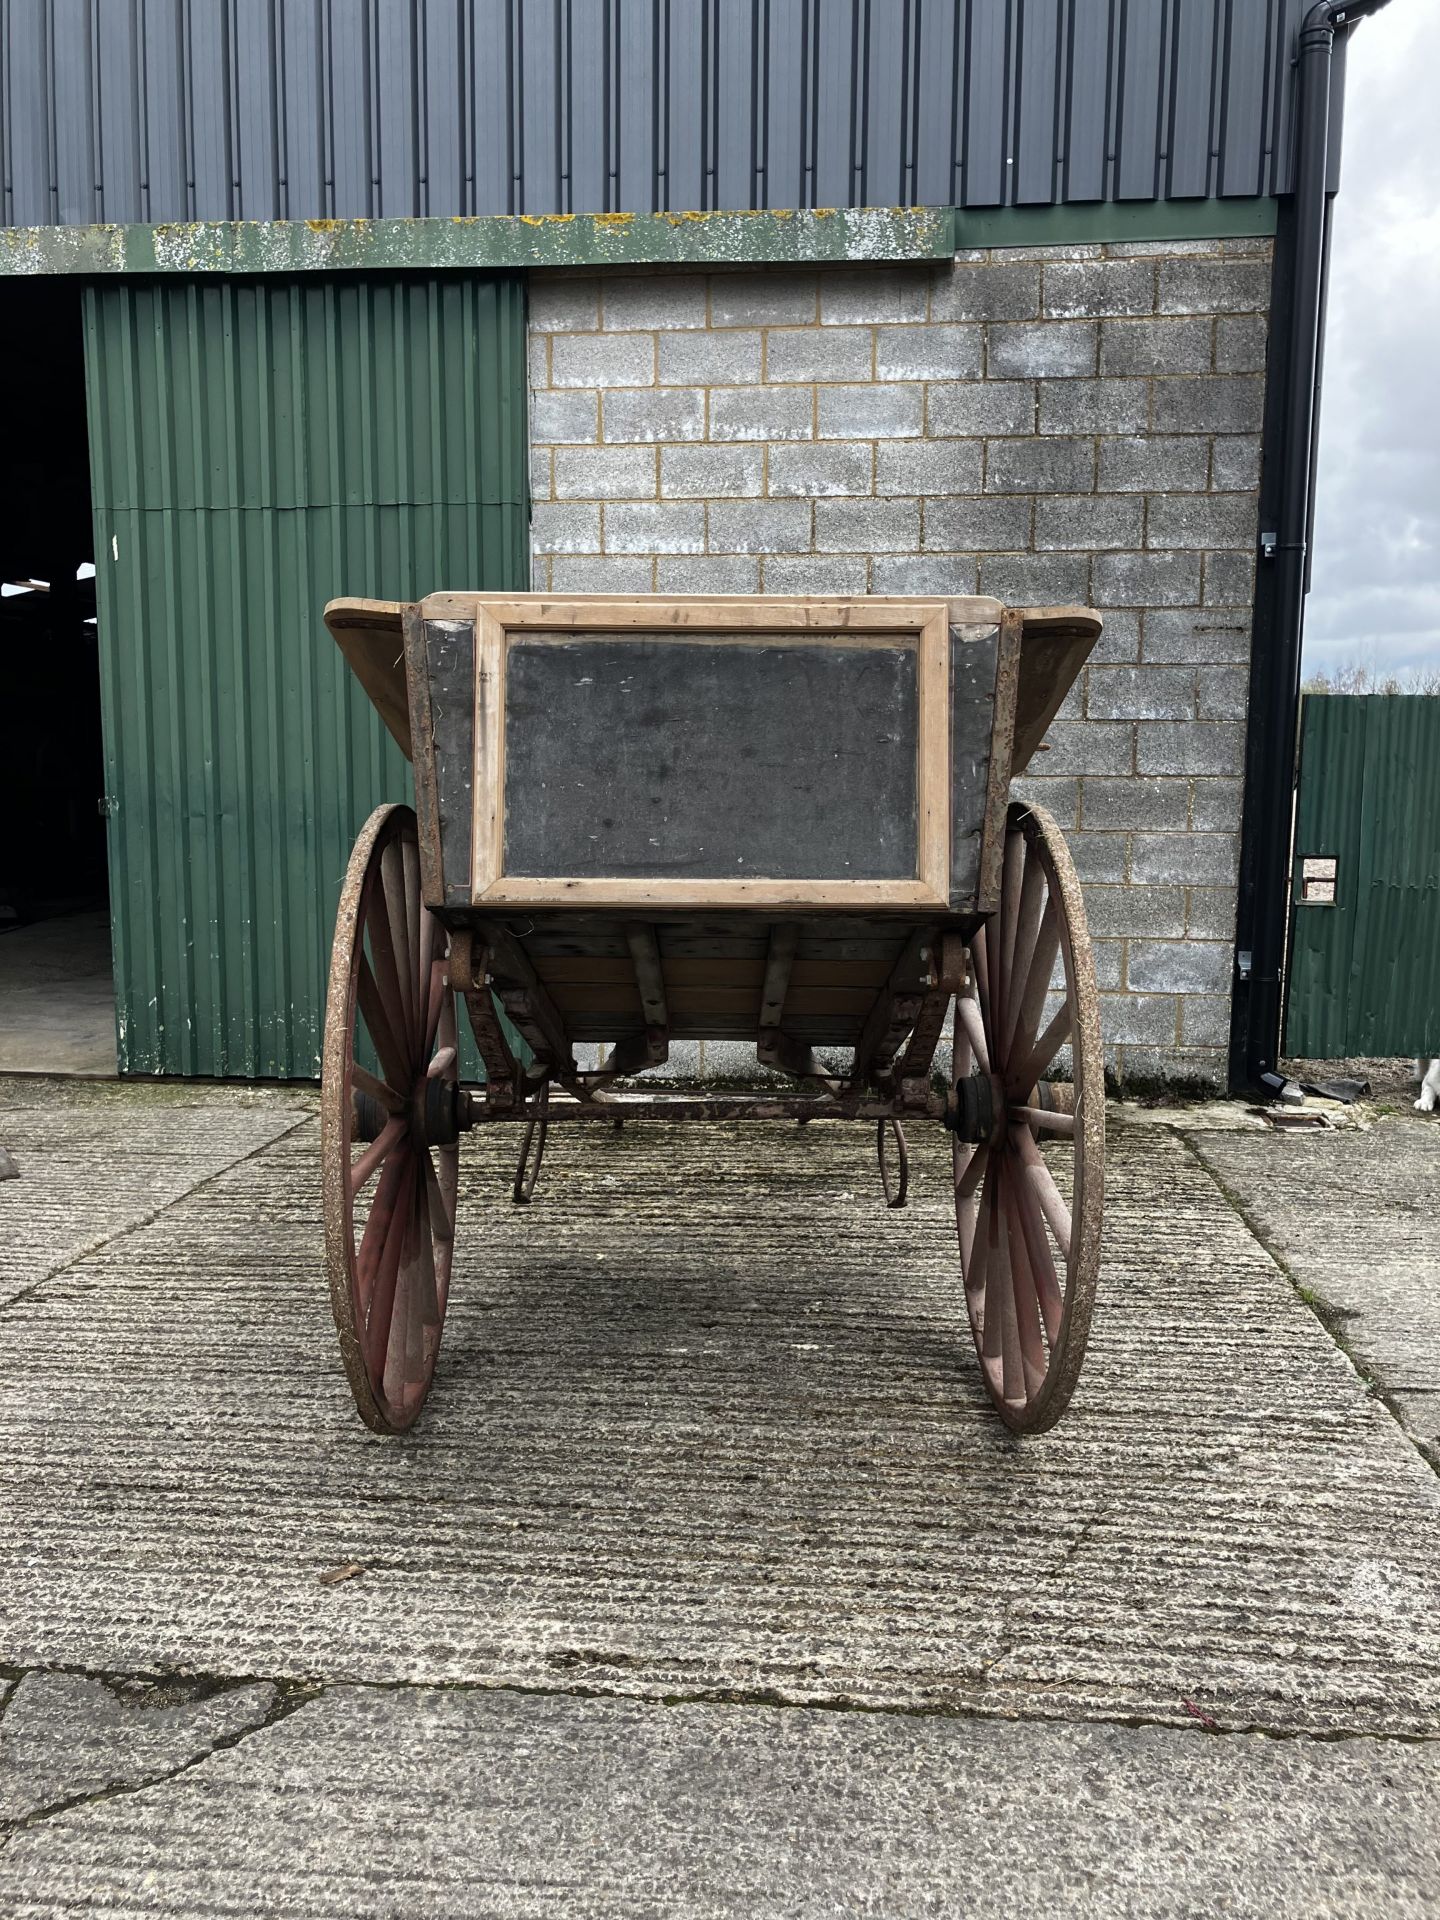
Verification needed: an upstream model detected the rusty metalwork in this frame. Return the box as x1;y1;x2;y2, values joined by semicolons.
877;1119;910;1209
850;928;935;1092
512;1083;550;1206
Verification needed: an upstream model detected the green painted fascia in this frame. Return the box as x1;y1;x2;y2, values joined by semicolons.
0;197;1276;277
0;207;955;276
954;198;1278;248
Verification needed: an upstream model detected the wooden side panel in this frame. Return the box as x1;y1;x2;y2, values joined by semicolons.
501;636;921;882
949;621;1000;908
422;616;476;909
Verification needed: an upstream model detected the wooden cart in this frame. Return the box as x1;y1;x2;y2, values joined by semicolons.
321;593;1103;1438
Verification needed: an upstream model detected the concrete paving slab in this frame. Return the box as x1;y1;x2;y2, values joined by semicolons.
1;1105;1438;1737
2;1684;1438;1918
0;1671;278;1824
0;1078;312;1306
1191;1113;1440;1470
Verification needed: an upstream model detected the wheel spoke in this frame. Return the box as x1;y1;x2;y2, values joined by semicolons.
1012;1103;1075;1137
357;951;412;1092
1008;1000;1072;1099
421;1144;456;1244
1002;1157;1048;1391
414;904;436;1058
352;1062;405;1114
363;1151;417;1383
1009;1140;1066;1343
1004;846;1047;1062
354;1146;410;1312
971;924;992;1038
997;827;1026;1050
1008;895;1061;1073
421;956;447;1059
348;1112;407;1198
955;1139;989;1205
366;866;410;1063
963;1158;995;1294
381;841;416;1047
1011;1123;1074;1255
955;990;990;1076
427;1043;457;1081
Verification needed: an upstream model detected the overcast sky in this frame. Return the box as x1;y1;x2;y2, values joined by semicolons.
1305;0;1440;677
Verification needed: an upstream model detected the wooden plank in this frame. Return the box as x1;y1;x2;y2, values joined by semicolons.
470;607;506;897
976;608;1024;918
623;923;669;1029
531;954;890;988
402;603;444;908
423;591;1004;634
546;984;876;1018
1011;608;1103;775
324;597;409;757
473;877;948;910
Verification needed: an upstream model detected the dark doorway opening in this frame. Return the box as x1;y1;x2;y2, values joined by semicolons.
0;277;114;1073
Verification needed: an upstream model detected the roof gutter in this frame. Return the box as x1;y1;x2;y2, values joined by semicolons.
1228;0;1393;1092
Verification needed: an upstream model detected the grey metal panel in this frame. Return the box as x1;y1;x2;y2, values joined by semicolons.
567;1;611;218
0;0;1342;231
912;0;961;207
812;0;854;209
141;0;188;220
329;0;373;218
189;4;234;221
518;0;559;214
863;0;909;210
715;0;757;213
962;0;1010;210
376;0;419;217
7;0;54;225
95;0;143;222
1167;0;1219;200
233;2;279;220
1217;0;1271;199
501;639;920;883
1016;0;1063;207
1114;0;1164;202
615;0;658;214
279;0;326;220
51;0;94;224
1063;0;1114;202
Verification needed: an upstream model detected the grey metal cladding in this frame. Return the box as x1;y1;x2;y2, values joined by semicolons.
2;0;1327;232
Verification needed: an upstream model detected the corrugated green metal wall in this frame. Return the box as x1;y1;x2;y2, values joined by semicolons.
84;274;528;1076
1285;695;1440;1058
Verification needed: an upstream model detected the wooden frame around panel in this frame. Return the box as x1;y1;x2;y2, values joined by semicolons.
449;595;959;913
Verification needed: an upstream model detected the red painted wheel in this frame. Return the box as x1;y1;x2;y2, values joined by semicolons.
952;801;1104;1433
321;804;459;1433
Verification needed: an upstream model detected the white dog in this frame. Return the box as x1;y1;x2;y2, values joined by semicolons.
1415;1059;1440;1112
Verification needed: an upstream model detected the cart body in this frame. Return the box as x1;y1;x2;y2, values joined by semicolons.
320;592;1105;1438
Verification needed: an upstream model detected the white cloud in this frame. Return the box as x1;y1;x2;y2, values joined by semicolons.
1306;0;1440;672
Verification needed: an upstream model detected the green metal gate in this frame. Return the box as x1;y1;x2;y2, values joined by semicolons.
1284;694;1440;1057
84;274;528;1076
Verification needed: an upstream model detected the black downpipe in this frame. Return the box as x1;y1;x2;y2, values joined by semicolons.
1227;0;1391;1092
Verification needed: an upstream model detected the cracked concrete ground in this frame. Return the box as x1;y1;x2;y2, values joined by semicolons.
1;1077;1438;1914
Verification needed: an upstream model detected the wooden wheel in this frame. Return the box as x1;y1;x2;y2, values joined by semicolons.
321;804;459;1433
952;801;1103;1433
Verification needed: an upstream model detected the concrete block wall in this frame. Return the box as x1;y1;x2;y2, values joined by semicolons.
526;237;1272;1087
